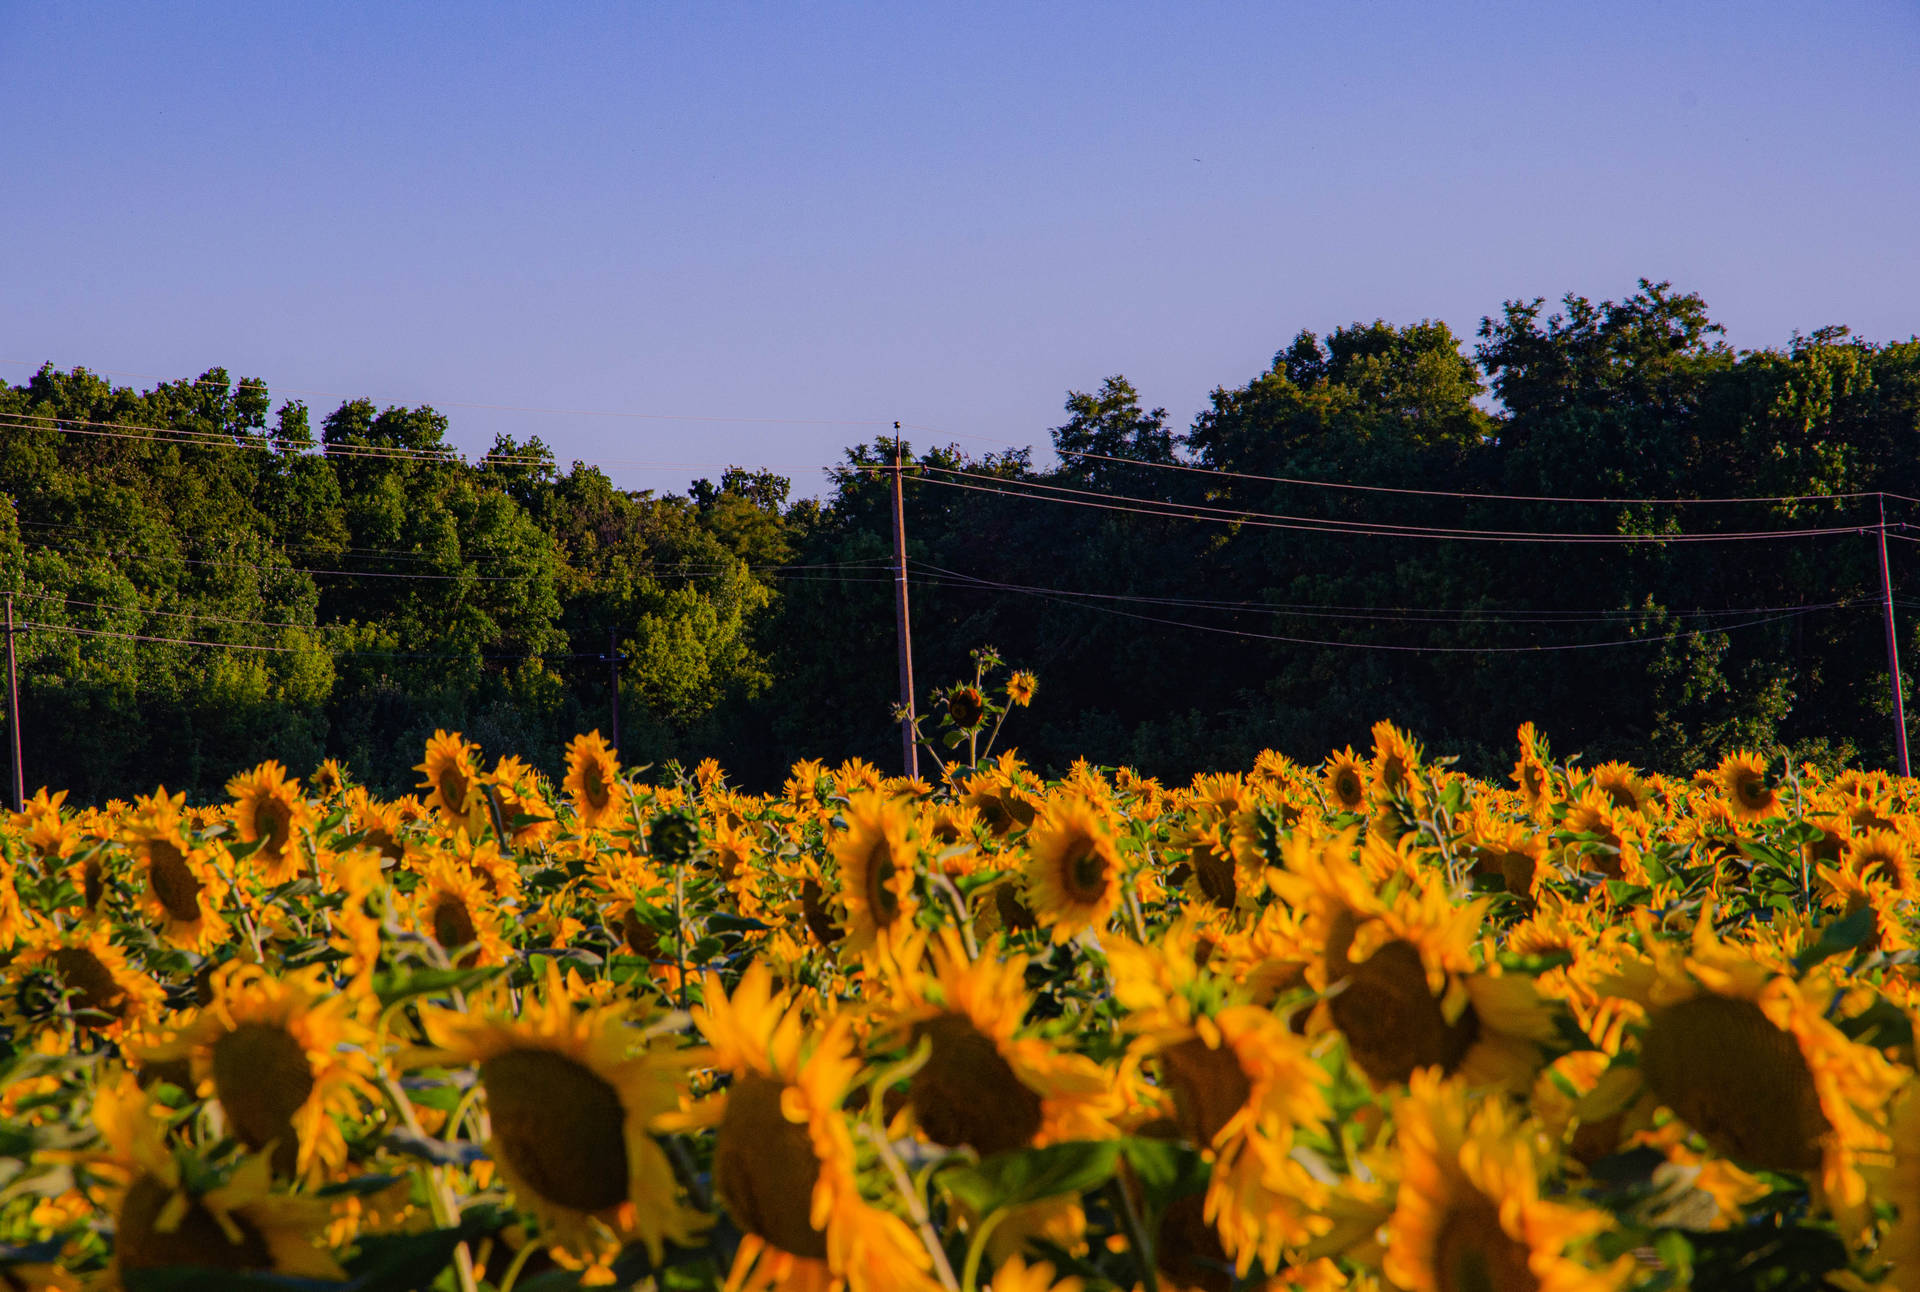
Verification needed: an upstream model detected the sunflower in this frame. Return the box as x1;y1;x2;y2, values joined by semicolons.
1108;919;1334;1274
829;790;920;953
680;963;941;1292
420;959;703;1263
1382;1070;1626;1292
13;786;77;862
1324;747;1369;814
81;1071;344;1286
1022;794;1124;943
1839;827;1917;894
1713;749;1779;822
1463;807;1545;899
1601;912;1901;1239
226;760;311;885
140;962;376;1181
6;922;166;1042
409;855;512;966
1005;670;1038;708
883;930;1115;1156
486;754;558;846
1511;723;1553;819
1272;831;1554;1092
416;729;485;829
1588;761;1651;815
0;850;37;945
122;788;230;952
1369;721;1422;805
564;730;626;830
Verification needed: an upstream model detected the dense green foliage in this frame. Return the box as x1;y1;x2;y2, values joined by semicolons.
4;280;1917;799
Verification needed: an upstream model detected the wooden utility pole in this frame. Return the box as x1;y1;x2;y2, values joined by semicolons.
607;628;622;757
5;593;21;810
1879;493;1910;776
890;425;918;780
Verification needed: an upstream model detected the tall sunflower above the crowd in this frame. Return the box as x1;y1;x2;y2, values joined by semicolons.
226;760;311;885
564;730;626;829
415;729;485;830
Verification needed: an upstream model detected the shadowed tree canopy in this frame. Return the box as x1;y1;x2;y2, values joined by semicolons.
2;280;1917;799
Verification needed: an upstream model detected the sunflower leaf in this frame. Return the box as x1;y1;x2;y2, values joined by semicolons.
941;1140;1121;1216
1793;904;1877;971
371;965;502;1007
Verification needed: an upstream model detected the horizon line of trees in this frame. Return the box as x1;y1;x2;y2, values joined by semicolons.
3;278;1918;802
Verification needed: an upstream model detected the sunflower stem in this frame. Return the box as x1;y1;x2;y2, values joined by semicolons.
864;1120;960;1290
932;872;980;960
1107;1174;1159;1292
495;1231;541;1292
958;1208;1009;1292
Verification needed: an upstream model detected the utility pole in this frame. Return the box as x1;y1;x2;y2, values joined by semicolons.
5;593;21;810
890;425;919;780
1878;493;1910;776
607;628;622;757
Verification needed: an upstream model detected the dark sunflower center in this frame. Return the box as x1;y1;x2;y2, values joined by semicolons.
801;879;843;947
1160;1037;1253;1146
581;761;610;810
1433;1195;1539;1292
147;841;204;922
1639;994;1829;1172
866;840;900;924
212;1023;315;1176
1334;771;1364;807
438;767;469;813
1329;940;1477;1087
116;1173;273;1272
1191;847;1236;910
715;1073;827;1259
909;1014;1042;1157
432;895;479;954
365;827;404;862
481;1049;632;1214
51;947;126;1022
82;856;105;911
1060;834;1109;904
257;800;293;861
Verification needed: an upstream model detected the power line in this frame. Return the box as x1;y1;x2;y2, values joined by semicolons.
909;560;1862;625
911;469;1883;546
898;420;1920;509
919;579;1858;655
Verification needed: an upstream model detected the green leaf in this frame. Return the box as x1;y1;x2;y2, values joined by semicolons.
372;965;501;1007
941;1140;1121;1216
1118;1138;1209;1213
1793;905;1877;971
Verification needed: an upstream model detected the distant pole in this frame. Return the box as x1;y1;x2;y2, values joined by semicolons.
890;425;919;780
608;628;622;757
1879;493;1910;776
5;593;21;810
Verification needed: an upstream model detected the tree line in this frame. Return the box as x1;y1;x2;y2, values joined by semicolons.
3;279;1916;801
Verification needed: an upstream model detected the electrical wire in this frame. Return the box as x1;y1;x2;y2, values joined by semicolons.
897;421;1920;509
920;578;1857;654
911;470;1883;546
909;560;1863;625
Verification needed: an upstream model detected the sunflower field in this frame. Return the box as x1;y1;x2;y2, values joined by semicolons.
7;703;1920;1292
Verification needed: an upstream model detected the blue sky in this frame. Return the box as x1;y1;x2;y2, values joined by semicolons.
3;2;1916;496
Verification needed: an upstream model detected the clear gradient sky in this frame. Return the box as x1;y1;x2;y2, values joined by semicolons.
3;3;1916;496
